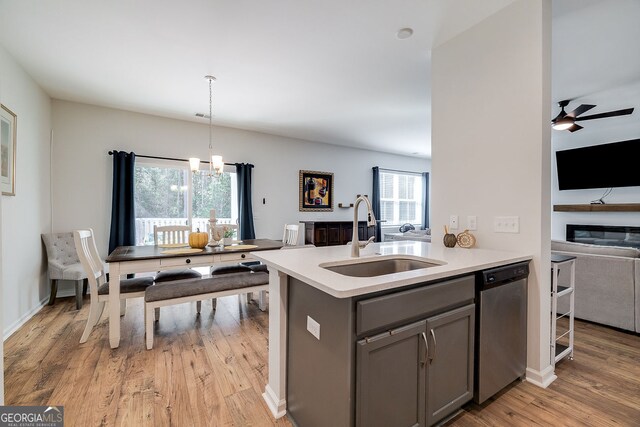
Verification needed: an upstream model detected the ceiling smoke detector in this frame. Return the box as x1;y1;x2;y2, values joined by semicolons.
396;28;413;40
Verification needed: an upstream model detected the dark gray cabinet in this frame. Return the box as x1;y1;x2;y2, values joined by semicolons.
356;321;427;427
425;304;475;426
355;304;475;427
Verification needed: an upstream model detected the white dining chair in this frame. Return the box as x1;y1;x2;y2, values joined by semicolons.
282;224;300;246
153;225;190;246
74;229;154;343
152;224;204;313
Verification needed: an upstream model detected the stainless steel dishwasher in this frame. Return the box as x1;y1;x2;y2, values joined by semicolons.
474;261;529;404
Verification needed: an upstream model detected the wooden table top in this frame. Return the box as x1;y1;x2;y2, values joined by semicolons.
106;239;284;262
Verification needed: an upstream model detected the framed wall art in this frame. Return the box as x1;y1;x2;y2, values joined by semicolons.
1;104;17;196
299;170;334;212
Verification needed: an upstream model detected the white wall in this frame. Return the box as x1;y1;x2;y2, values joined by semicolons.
51;100;430;258
431;0;553;386
0;45;52;338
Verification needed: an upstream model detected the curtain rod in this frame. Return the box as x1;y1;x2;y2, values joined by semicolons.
378;167;426;175
107;151;241;167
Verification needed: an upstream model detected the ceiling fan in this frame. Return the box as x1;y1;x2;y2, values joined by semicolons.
551;100;634;132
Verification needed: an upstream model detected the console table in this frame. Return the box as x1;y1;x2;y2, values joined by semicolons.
300;221;376;246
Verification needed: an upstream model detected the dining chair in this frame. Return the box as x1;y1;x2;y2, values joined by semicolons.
152;224;204;313
42;232;90;309
153;225;190;246
74;229;154;343
152;225;203;284
282;224;300;246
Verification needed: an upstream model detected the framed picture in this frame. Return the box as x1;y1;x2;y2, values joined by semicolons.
1;104;17;196
299;170;334;212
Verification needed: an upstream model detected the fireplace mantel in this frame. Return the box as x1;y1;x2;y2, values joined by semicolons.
553;203;640;212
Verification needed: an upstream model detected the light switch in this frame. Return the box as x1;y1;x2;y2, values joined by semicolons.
467;215;477;230
494;216;520;233
449;215;459;230
307;315;320;340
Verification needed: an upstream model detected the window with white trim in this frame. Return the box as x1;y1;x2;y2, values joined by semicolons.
133;159;237;245
379;171;424;226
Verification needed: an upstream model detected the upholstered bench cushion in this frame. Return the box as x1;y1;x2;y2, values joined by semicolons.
145;271;269;302
210;264;252;275
154;269;202;283
98;276;154;295
248;264;268;273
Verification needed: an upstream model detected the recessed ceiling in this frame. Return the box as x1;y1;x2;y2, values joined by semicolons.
0;0;519;158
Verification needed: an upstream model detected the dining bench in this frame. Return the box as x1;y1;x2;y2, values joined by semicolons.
144;270;270;349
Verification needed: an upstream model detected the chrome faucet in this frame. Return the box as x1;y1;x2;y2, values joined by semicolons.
351;195;377;257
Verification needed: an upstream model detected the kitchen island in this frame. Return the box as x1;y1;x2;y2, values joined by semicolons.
252;241;532;426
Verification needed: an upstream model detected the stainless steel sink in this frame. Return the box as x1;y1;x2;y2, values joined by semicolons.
321;257;443;277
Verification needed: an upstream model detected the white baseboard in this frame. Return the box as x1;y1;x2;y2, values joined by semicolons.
263;385;287;419
3;297;48;341
525;365;557;388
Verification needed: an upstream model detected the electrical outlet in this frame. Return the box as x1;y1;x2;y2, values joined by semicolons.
449;215;459;230
467;215;477;230
306;315;320;340
494;216;520;233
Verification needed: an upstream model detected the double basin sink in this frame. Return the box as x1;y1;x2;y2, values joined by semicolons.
321;256;445;277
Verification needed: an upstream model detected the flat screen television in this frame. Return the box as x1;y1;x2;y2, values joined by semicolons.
556;138;640;190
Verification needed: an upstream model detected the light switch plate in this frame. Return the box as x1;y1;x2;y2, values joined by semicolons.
449;215;459;230
307;315;320;340
494;216;519;233
467;215;477;230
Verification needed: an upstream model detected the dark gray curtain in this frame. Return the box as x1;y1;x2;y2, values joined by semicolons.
109;151;136;253
422;172;430;230
236;163;256;240
372;167;382;242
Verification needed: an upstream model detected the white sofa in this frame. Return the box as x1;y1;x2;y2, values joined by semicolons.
551;239;640;333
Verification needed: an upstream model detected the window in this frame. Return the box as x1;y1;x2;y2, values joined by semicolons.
134;159;237;245
379;171;424;226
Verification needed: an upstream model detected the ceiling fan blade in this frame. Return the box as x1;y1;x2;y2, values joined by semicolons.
567;104;595;118
576;108;634;121
568;124;583;132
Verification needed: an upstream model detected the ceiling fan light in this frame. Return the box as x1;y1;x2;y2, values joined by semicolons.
552;117;574;131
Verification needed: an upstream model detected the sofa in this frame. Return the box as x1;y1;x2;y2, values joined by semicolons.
551;239;640;333
384;229;432;243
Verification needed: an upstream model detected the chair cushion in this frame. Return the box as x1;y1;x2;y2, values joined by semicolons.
145;271;269;302
154;269;202;283
98;276;155;295
61;263;88;280
210;264;252;275
248;264;268;273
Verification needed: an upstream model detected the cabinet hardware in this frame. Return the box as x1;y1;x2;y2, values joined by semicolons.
186;259;191;264
430;329;436;363
421;332;429;367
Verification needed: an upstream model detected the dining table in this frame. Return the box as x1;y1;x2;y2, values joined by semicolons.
105;238;283;348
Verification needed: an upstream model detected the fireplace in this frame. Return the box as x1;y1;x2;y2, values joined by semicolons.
566;224;640;248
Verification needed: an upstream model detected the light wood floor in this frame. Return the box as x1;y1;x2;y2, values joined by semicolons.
4;296;640;426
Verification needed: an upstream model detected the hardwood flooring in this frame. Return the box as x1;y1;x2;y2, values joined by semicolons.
4;296;640;426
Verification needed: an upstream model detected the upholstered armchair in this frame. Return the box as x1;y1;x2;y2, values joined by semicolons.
42;232;90;309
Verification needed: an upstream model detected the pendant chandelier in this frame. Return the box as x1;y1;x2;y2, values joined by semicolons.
189;75;224;175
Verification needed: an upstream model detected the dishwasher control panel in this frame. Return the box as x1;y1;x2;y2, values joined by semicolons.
480;262;530;289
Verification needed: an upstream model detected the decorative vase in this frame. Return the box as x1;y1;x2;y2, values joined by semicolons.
443;233;457;248
223;237;233;246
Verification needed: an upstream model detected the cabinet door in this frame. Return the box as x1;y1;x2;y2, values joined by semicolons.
358;224;366;240
341;224;353;245
328;225;341;245
425;304;475;427
314;225;328;246
356;321;427;427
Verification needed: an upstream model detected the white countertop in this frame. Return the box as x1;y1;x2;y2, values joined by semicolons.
252;241;532;298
